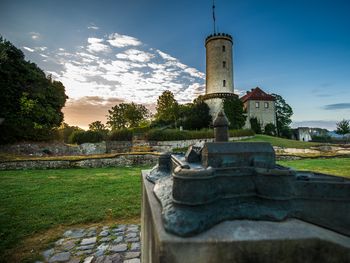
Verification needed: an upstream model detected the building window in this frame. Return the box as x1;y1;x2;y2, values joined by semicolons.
223;61;226;68
255;102;260;108
264;102;269;108
222;45;225;52
223;80;226;87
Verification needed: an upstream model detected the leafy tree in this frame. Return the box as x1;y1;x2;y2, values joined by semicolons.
336;119;350;135
272;93;293;138
223;96;246;129
89;121;108;132
264;123;276;136
0;37;67;143
250;117;262;134
107;102;150;130
180;97;212;130
56;122;83;143
155;90;180;127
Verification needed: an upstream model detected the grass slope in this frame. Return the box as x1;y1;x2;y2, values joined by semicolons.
237;134;321;149
278;157;350;178
0;166;148;260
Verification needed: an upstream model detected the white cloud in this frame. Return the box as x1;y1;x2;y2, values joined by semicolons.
40;54;48;58
29;32;40;40
58;48;65;51
116;49;154;63
87;37;111;53
107;33;142;48
23;46;34;52
35;46;47;51
157;50;177;61
87;24;99;30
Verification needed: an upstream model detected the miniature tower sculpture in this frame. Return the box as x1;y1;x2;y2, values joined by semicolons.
203;3;237;118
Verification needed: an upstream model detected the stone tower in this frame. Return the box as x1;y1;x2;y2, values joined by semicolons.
203;33;237;118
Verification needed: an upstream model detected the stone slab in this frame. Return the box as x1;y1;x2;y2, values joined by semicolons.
141;171;350;263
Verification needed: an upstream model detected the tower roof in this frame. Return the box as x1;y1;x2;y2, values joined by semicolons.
240;87;275;103
205;33;232;46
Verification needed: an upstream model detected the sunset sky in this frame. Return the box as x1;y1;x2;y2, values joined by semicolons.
1;0;350;130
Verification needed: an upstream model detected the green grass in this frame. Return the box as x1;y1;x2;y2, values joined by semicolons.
237;134;321;149
278;157;350;178
0;166;148;259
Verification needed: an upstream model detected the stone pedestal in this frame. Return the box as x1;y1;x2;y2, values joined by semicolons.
141;171;350;263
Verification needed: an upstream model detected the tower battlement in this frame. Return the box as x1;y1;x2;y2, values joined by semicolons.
205;33;233;45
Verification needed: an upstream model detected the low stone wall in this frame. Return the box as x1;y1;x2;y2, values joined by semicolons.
0;154;158;170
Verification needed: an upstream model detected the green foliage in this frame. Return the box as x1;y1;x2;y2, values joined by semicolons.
69;130;104;144
271;93;293;137
223;96;246;129
107;102;150;130
0;37;67;143
264;123;277;136
89;121;108;132
154;90;180;127
229;129;255;137
56;122;83;143
336;119;350;135
180;98;212;130
249;117;262;134
108;129;133;141
311;135;332;143
145;129;214;141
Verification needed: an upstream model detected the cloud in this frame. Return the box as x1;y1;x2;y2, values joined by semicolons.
23;46;34;52
107;33;142;48
116;49;154;63
87;23;99;30
291;120;337;130
157;50;176;61
323;103;350;110
29;32;40;40
87;37;111;53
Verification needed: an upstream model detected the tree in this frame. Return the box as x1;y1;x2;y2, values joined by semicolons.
180;97;212;130
89;121;108;132
107;102;150;130
155;90;180;127
0;37;67;143
56;122;83;143
272;93;293;138
264;123;276;136
223;96;246;129
250;117;262;134
336;119;350;136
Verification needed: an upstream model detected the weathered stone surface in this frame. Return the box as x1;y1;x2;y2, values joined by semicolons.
80;237;96;246
130;242;140;251
108;243;127;252
123;258;140;263
124;252;140;259
63;229;85;238
42;248;54;260
99;230;109;237
83;256;94;263
75;249;93;256
49;252;71;262
61;240;76;251
67;258;81;263
125;232;137;239
77;244;95;250
99;236;111;242
112;236;123;243
125;237;139;242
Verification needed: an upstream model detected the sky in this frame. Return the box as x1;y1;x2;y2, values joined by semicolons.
1;0;350;130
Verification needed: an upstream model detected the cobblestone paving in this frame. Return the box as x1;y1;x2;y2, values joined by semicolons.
38;224;141;263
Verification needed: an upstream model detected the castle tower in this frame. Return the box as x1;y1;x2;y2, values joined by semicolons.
203;33;237;118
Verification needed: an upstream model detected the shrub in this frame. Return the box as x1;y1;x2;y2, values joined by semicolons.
229;129;255;137
250;118;262;134
69;130;104;144
108;129;133;141
264;123;276;136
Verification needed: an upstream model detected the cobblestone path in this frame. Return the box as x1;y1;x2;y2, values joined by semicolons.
39;224;141;263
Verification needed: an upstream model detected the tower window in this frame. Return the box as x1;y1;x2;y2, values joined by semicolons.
255;102;260;108
264;102;269;108
222;45;225;52
223;80;226;87
223;61;226;68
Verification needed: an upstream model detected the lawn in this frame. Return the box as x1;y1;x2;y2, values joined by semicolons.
278;157;350;178
0;166;148;261
237;134;321;148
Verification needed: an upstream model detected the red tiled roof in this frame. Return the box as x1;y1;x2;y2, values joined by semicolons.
240;87;275;102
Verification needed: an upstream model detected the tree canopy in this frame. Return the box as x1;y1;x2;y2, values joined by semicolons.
223;96;246;129
180;97;212;130
107;102;150;130
0;37;67;143
336;119;350;135
154;90;180;127
271;93;293;138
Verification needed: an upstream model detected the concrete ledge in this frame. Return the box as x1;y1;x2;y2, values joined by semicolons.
141;171;350;263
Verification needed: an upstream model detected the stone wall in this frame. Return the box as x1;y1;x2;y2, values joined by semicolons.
244;100;276;129
0;154;158;170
